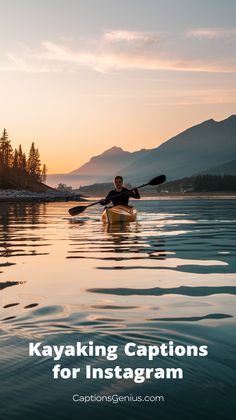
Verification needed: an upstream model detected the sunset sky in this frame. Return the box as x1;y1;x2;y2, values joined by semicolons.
1;0;236;173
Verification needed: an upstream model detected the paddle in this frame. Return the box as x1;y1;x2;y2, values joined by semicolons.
68;174;166;216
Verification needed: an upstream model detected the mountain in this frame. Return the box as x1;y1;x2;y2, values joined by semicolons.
121;115;236;182
47;115;236;188
47;146;149;187
199;158;236;176
69;146;149;177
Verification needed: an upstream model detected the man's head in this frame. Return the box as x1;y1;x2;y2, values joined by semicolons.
113;175;123;191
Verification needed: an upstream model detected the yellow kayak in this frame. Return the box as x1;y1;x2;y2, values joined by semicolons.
102;205;137;224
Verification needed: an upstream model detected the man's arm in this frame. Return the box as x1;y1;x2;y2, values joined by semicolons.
99;191;112;206
132;188;140;199
126;188;140;199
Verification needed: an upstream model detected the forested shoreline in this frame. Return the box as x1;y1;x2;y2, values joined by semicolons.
157;175;236;193
0;129;47;190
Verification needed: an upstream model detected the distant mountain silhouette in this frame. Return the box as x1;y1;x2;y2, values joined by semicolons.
47;146;149;187
199;158;236;176
69;146;149;177
121;115;236;182
47;115;236;187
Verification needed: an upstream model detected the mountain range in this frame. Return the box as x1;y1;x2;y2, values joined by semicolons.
47;115;236;188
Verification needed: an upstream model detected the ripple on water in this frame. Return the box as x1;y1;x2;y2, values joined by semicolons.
0;200;236;419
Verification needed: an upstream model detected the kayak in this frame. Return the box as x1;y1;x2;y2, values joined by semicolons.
102;205;137;224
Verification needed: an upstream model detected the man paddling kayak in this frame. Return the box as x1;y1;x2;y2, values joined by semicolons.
100;175;140;206
68;175;165;216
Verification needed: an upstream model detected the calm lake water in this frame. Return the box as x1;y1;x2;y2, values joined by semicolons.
0;199;236;420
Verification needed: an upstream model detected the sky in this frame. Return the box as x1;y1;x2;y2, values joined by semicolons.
0;0;236;173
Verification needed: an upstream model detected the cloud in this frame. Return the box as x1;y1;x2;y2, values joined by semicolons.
37;39;236;73
103;30;161;44
2;29;236;74
187;28;236;40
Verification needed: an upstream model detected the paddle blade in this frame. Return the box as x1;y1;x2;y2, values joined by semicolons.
148;174;166;186
68;205;87;216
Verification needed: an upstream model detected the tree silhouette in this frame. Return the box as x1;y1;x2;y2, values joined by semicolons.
27;142;41;180
13;148;19;169
41;164;47;182
0;129;47;189
0;129;13;168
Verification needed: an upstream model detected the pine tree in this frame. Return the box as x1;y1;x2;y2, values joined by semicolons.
35;148;41;178
41;164;47;182
13;148;19;169
27;142;41;180
22;153;27;172
27;142;35;176
0;129;13;168
18;145;25;171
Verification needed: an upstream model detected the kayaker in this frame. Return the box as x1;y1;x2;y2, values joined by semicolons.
100;175;140;207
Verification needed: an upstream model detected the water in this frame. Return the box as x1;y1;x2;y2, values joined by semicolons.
0;199;236;420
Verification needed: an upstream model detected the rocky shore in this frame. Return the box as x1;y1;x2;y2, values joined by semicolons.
0;189;86;202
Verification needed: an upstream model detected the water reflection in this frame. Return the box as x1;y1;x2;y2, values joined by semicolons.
67;220;167;269
0;199;236;326
0;280;24;291
0;200;236;420
0;202;51;269
87;285;236;297
0;202;47;227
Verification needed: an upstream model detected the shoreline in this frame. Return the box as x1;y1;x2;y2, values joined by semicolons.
0;189;236;203
149;192;236;199
0;189;86;203
84;191;236;201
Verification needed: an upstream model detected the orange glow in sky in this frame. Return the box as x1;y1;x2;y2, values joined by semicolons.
1;1;236;173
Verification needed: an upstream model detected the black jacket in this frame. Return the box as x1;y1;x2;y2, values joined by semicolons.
102;187;140;206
